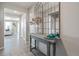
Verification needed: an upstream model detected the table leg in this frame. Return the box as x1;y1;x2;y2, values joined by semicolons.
53;43;56;56
35;40;36;49
47;43;50;56
30;35;32;51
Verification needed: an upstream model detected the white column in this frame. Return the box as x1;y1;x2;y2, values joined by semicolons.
26;9;30;41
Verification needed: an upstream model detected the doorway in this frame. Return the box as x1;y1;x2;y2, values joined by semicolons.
4;21;19;38
4;8;21;53
4;8;20;39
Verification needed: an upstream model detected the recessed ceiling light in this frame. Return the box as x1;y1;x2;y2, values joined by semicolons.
14;11;17;13
14;10;21;15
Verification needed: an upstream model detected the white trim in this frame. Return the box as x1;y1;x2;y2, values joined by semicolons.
0;47;4;50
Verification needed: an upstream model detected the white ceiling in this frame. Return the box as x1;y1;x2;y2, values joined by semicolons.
3;2;36;9
4;8;24;17
4;2;36;20
3;2;57;20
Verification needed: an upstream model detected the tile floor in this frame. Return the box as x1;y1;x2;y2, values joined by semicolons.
0;35;33;56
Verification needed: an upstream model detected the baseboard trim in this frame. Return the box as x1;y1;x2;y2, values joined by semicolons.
0;47;4;50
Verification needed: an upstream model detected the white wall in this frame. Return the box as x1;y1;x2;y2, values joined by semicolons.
61;2;79;56
0;3;4;49
20;11;30;41
20;13;26;40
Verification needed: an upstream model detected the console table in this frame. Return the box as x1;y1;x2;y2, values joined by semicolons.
30;34;59;56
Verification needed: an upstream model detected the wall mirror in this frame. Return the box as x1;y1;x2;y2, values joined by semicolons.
29;2;60;37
